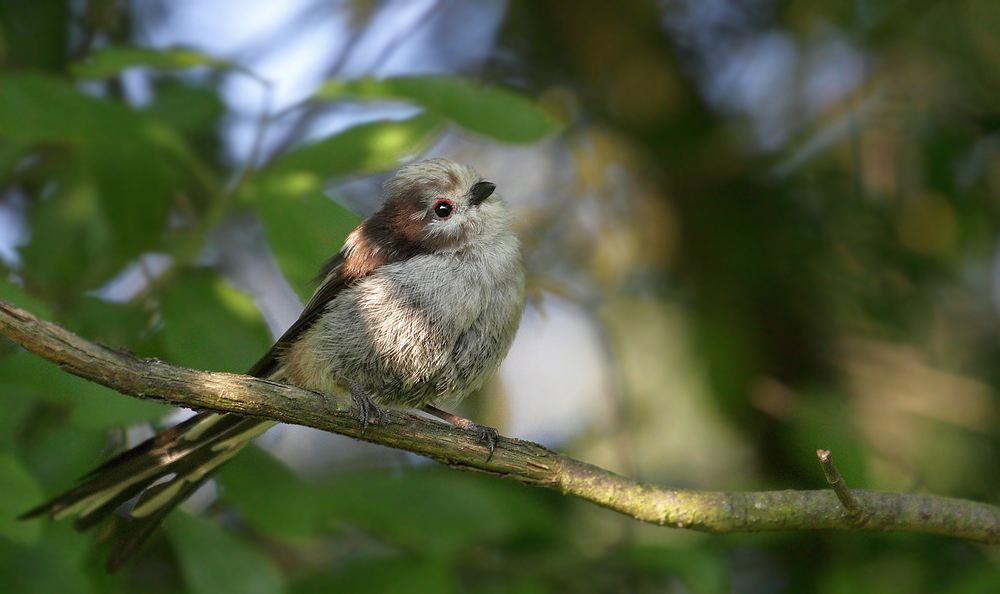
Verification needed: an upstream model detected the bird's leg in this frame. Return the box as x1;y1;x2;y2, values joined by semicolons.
422;404;499;461
350;384;382;431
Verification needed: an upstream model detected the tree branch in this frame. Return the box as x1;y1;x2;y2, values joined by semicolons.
1;299;998;544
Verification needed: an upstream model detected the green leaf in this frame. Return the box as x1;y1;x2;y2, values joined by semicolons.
0;350;170;429
0;73;186;155
316;468;558;558
165;511;286;594
0;278;51;320
20;419;108;490
58;296;153;350
0;74;208;299
216;446;319;537
70;392;171;430
0;381;34;452
0;528;96;594
291;556;455;594
0;137;30;180
787;390;868;485
316;76;562;143
71;46;229;79
18;170;121;298
945;564;1000;594
146;79;227;140
625;545;729;594
158;269;272;373
0;1;69;73
262;113;442;181
256;193;358;300
0;453;45;545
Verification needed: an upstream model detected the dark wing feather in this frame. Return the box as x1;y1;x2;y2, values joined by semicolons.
246;250;349;377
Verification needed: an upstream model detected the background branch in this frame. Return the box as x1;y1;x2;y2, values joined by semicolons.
2;299;998;545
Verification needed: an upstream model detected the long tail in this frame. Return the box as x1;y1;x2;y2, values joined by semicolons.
20;412;274;571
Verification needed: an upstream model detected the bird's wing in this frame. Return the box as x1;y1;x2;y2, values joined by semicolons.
247;250;350;377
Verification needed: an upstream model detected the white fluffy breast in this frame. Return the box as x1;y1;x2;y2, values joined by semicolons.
284;229;525;407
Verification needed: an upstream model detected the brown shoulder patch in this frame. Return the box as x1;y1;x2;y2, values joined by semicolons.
247;206;434;378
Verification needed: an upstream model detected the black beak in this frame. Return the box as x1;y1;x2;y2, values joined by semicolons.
469;180;496;206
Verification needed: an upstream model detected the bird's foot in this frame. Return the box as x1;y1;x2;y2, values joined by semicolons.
472;424;499;461
422;405;500;462
350;384;383;431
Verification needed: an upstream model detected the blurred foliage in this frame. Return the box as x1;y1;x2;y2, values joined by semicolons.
1;0;999;592
314;76;563;142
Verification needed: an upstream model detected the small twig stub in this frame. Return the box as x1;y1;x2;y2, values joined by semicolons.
817;449;864;520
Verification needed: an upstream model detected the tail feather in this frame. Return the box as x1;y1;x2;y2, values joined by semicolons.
21;411;275;570
69;472;164;531
106;475;213;572
20;413;246;521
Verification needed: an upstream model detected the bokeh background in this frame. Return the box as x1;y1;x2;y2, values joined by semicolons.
2;0;1000;592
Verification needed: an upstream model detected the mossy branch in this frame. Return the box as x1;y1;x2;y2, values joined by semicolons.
1;299;998;544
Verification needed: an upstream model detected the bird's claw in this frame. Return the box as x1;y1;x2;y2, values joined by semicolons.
419;405;499;462
350;385;382;431
473;424;499;462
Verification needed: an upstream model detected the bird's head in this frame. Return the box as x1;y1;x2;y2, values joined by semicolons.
377;158;508;252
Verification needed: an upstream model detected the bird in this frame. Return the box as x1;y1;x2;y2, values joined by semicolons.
20;158;527;571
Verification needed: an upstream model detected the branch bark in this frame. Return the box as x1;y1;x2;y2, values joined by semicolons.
1;299;998;544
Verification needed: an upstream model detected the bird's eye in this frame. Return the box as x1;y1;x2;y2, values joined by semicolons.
433;200;454;218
